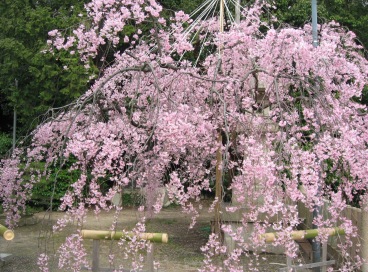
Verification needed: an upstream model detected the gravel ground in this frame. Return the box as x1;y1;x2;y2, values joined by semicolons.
0;204;291;271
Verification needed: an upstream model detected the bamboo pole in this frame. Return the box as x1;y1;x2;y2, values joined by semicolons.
260;228;345;243
214;133;223;238
81;230;168;243
218;0;224;56
235;0;240;24
219;0;224;33
212;0;225;240
362;202;368;272
0;224;14;241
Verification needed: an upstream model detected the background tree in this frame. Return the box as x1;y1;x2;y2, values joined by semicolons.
0;0;92;137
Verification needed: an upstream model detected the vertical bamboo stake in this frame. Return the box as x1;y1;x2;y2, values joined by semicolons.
214;133;223;238
147;244;154;272
92;240;100;272
362;202;368;272
286;254;292;270
321;242;327;272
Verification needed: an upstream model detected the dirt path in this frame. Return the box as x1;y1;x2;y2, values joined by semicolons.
0;204;287;271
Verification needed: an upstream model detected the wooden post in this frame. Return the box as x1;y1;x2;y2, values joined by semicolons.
147;244;154;272
214;133;223;239
321;242;328;272
286;254;292;271
92;240;100;272
362;202;368;272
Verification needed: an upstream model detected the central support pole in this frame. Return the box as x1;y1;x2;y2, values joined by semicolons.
311;1;321;271
218;0;225;56
235;0;240;24
312;0;319;48
213;0;225;239
219;0;224;33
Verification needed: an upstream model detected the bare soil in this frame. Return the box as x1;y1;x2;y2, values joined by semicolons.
0;203;288;271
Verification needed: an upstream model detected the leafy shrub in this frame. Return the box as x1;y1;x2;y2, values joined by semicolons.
30;168;80;209
0;133;12;157
27;158;81;210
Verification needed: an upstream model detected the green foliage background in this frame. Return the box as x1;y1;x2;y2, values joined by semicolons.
0;133;12;157
273;0;368;48
0;0;91;134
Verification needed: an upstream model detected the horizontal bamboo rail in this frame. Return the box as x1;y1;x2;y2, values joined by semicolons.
81;230;168;243
0;224;14;241
260;227;345;243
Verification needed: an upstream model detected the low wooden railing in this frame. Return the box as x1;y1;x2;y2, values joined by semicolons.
81;230;168;272
261;228;345;272
260;227;345;243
